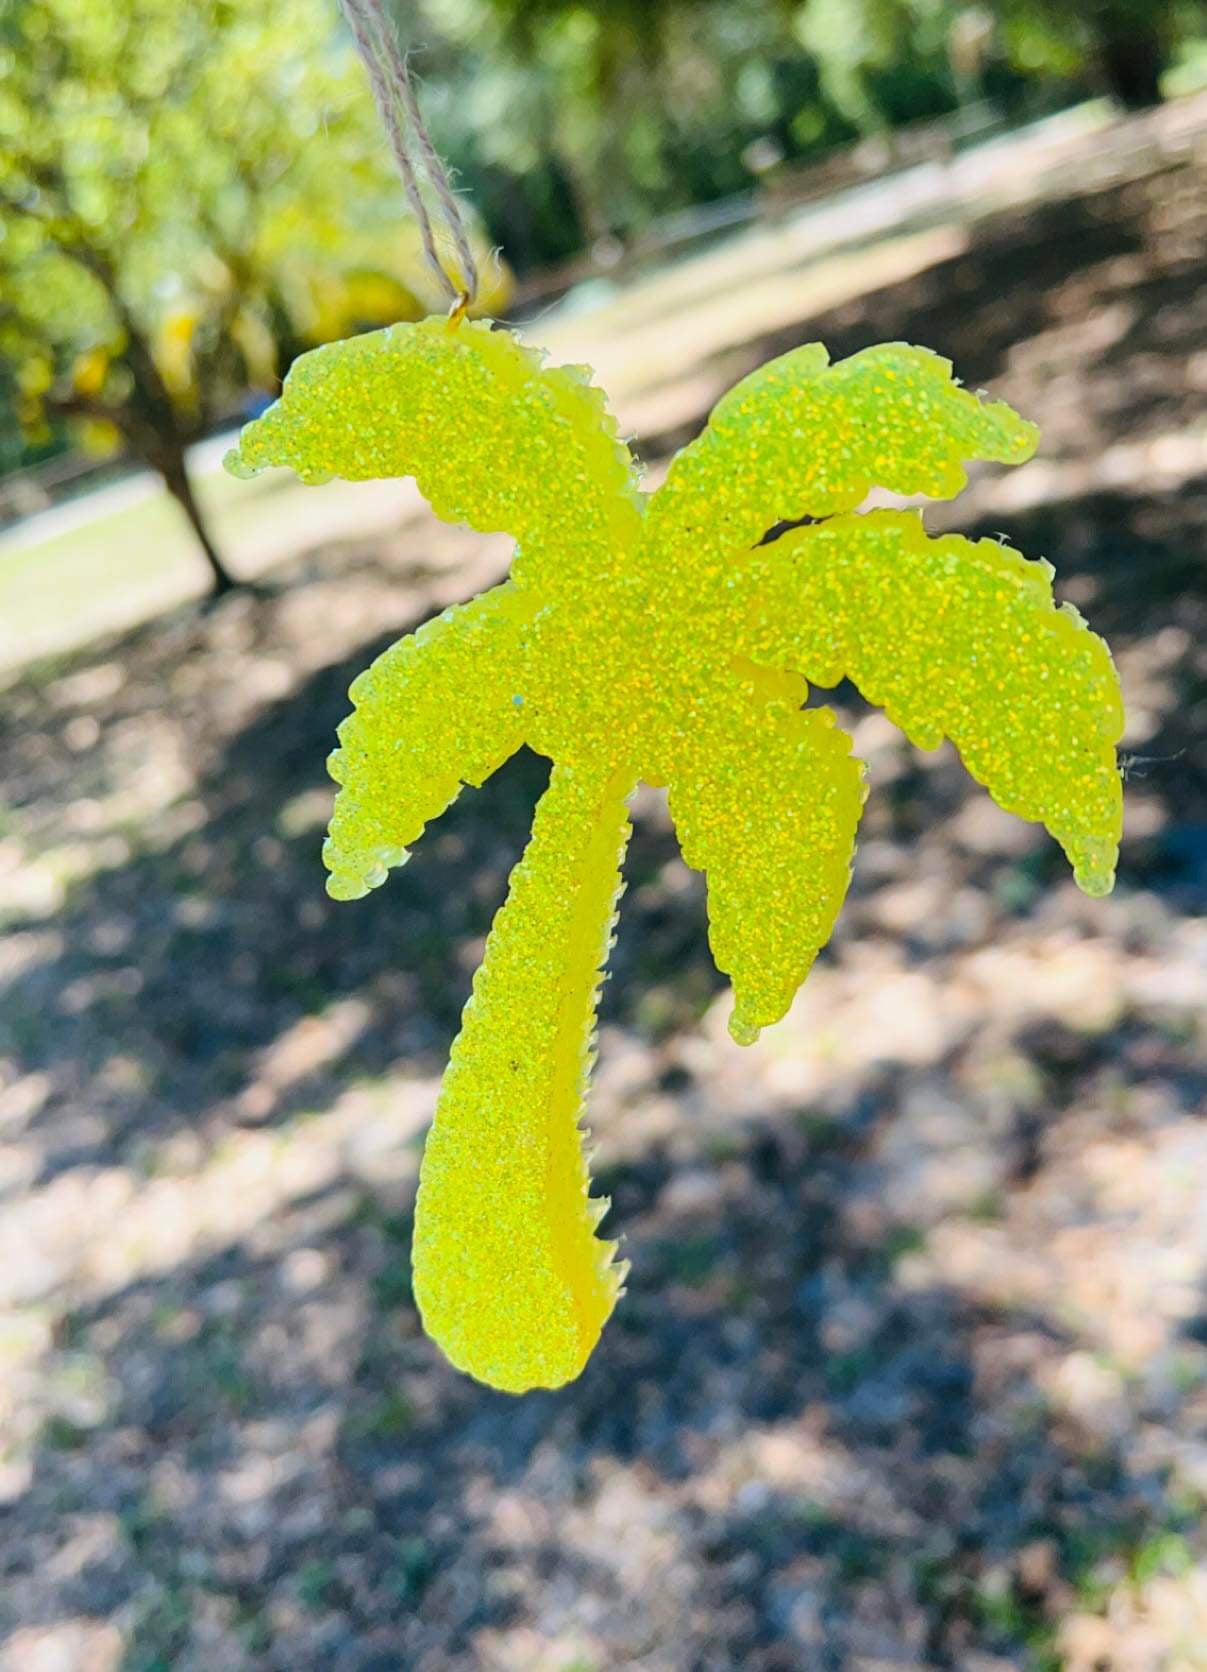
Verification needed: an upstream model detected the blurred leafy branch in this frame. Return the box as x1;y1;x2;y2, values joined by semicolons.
0;0;1201;585
0;0;505;588
414;0;1201;256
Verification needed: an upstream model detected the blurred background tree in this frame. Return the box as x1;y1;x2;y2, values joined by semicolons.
992;0;1205;109
0;0;505;590
1;0;1203;588
407;0;1205;257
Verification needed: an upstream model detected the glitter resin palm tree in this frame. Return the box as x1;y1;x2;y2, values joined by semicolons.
227;317;1123;1393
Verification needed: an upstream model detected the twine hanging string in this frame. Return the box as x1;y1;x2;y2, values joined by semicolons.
339;0;479;314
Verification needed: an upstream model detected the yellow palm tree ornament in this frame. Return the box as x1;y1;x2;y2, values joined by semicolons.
226;317;1124;1394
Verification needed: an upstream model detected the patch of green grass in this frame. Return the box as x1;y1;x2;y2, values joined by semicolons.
178;1318;258;1416
121;1495;170;1559
967;1189;1005;1223
989;1511;1193;1672
873;1223;928;1272
633;986;683;1043
1161;1480;1206;1523
0;495;199;656
825;1347;876;1394
208;1342;258;1414
371;1258;414;1311
297;1558;338;1611
1009;1392;1051;1437
829;1526;890;1584
967;1562;1063;1668
0;460;294;673
40;1413;91;1451
776;1502;891;1582
724;1274;760;1314
351;1191;415;1245
1156;1009;1198;1046
1131;1530;1193;1587
973;1570;1033;1640
391;1535;433;1604
233;1601;273;1657
795;1109;843;1147
992;849;1055;916
703;1130;744;1164
344;1390;416;1446
1062;1524;1132;1611
913;1550;963;1610
663;1234;723;1287
121;1582;193;1672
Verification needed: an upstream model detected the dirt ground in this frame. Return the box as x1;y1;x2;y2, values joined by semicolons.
0;142;1205;1670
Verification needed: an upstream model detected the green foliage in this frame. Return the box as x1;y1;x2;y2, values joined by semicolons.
991;0;1194;105
408;0;942;252
417;0;1204;253
2;0;1199;567
1;0;1198;468
0;2;359;438
0;0;504;580
796;0;964;132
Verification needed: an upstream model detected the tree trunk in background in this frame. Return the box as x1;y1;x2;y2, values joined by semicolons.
86;291;238;596
158;441;235;595
1096;16;1165;108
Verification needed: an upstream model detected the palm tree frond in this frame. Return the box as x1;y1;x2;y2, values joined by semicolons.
413;759;633;1394
323;582;536;900
667;688;866;1044
225;318;641;591
741;510;1124;896
643;341;1036;563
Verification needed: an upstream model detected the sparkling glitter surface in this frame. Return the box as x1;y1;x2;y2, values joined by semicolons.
226;320;1125;1392
740;510;1123;898
667;675;867;1046
323;582;537;902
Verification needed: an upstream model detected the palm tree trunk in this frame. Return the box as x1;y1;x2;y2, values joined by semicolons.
412;755;635;1393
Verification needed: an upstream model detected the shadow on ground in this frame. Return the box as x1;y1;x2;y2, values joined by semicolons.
5;1111;1196;1671
0;152;1204;1670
